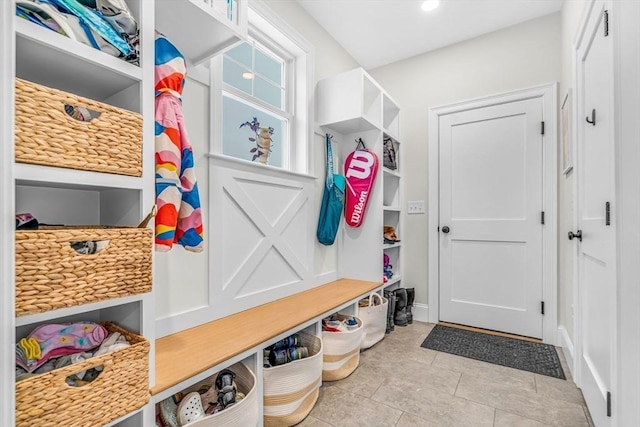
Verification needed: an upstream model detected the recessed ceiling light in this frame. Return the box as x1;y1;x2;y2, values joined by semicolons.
242;72;255;80
421;0;440;12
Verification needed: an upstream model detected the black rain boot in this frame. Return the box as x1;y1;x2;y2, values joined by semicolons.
394;288;408;327
384;290;396;333
405;288;415;324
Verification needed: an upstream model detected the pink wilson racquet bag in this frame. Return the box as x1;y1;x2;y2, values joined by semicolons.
344;148;378;227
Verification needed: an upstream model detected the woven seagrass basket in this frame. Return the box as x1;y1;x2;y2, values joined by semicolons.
322;314;364;381
177;362;258;427
15;322;149;427
15;226;152;316
15;78;143;176
263;332;323;427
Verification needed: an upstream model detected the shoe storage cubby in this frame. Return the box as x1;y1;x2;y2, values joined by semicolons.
262;324;323;427
321;313;364;381
383;246;402;288
317;67;404;293
156;360;258;427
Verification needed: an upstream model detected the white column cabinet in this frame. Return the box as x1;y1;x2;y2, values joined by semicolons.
317;68;404;291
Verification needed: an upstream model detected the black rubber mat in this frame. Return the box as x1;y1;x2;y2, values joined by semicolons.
421;324;566;380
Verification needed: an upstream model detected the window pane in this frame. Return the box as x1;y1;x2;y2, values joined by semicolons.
254;77;282;109
222;95;284;168
255;48;282;86
225;42;252;68
223;57;252;95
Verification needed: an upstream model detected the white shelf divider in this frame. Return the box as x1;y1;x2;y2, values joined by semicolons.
15;294;146;327
15;163;145;191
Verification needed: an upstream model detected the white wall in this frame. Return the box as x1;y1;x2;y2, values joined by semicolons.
369;13;562;309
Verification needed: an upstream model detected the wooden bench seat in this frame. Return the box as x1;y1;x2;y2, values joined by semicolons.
152;278;381;395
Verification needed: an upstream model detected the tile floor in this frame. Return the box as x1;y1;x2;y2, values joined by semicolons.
299;321;595;427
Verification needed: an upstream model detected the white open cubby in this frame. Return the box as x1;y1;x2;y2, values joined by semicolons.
383;133;401;174
16;300;144;339
383;246;402;286
16;185;143;227
383;94;400;139
382;172;401;208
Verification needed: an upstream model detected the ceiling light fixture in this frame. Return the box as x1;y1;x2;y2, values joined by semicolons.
421;0;440;12
242;72;255;80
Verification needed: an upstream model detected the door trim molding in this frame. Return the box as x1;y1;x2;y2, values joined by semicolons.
427;83;558;344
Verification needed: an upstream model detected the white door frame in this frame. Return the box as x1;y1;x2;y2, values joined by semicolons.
428;84;558;344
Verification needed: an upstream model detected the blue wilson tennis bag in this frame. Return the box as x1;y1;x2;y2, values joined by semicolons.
317;134;345;245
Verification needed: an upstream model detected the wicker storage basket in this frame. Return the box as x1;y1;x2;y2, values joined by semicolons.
15;78;143;176
15;226;152;316
178;362;258;427
322;314;364;381
15;322;149;427
263;332;323;427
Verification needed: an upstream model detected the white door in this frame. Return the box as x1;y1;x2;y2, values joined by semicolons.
439;98;544;338
576;3;615;426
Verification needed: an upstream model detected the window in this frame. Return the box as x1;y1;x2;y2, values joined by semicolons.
222;40;288;168
211;3;313;173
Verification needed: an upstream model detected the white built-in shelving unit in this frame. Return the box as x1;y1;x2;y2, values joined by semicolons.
1;0;248;425
317;67;404;292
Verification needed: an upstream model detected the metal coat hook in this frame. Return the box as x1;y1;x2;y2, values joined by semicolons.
586;108;596;126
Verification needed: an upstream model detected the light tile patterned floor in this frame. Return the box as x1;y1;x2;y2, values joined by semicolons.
298;321;595;427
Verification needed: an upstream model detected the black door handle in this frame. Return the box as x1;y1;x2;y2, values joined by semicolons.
568;230;582;241
442;226;450;234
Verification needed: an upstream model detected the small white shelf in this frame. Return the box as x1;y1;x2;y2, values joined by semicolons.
383;168;401;179
384;275;402;288
383;206;401;212
156;0;247;65
15;163;146;191
15;18;142;101
15;294;146;327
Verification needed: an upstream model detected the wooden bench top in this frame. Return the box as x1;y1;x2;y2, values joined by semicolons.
152;278;381;395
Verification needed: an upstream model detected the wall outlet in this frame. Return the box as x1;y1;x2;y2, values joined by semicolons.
407;201;426;214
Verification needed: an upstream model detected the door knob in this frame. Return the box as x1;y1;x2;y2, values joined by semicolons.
568;230;582;241
442;226;450;234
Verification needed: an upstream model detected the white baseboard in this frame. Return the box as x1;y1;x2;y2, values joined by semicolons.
558;326;575;378
413;303;429;323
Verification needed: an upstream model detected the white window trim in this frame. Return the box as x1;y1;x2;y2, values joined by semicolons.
210;0;315;175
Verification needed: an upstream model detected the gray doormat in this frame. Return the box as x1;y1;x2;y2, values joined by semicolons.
421;324;566;380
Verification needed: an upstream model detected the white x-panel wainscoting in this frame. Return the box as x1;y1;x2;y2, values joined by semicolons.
210;155;316;319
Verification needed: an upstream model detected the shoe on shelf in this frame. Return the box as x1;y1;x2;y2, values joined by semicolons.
177;392;205;426
215;369;238;409
383;225;401;244
159;394;181;427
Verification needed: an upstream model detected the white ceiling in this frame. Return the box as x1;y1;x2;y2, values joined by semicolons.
296;0;564;69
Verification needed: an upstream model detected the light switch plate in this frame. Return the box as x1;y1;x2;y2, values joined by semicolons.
407;201;426;214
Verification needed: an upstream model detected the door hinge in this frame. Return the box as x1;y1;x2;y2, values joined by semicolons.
604;10;609;37
541;121;545;135
607;391;612;417
437;226;440;232
541;301;545;315
541;211;545;225
605;202;611;226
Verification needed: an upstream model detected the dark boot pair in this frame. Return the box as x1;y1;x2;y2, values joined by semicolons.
392;287;415;327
